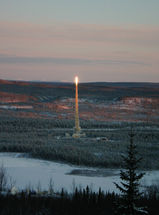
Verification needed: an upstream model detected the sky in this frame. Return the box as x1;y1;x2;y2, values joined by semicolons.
0;0;159;82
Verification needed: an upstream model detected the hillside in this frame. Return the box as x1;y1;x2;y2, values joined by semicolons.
0;79;158;122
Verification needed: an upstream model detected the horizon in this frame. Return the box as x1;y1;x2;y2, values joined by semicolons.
1;78;159;84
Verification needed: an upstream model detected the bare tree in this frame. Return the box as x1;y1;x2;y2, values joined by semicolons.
48;178;54;195
0;164;16;192
0;164;8;192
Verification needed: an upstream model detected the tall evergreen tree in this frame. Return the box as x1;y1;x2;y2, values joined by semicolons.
114;132;148;215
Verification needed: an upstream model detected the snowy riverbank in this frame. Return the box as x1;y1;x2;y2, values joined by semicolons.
0;153;159;193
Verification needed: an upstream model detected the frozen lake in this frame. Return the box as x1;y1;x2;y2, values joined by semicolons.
0;153;159;193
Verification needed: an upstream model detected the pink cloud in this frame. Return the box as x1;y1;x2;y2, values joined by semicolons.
0;21;158;82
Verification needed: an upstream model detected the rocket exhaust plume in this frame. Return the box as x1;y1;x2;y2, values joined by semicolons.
74;76;80;133
72;76;85;138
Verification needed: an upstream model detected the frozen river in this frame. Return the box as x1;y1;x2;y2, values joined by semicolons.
0;153;159;193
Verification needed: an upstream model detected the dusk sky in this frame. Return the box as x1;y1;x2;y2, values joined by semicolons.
0;0;159;82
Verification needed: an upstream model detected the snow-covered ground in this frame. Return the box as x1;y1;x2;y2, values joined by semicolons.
0;153;159;193
0;105;33;110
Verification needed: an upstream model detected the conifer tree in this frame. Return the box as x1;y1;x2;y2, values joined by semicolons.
114;132;148;215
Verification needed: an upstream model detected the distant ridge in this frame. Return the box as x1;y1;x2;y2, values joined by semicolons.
0;79;72;86
0;79;159;88
82;82;159;88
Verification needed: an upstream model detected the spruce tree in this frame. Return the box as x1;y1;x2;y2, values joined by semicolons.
114;132;148;215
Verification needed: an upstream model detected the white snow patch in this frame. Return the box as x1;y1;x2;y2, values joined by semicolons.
0;105;33;110
0;153;159;194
